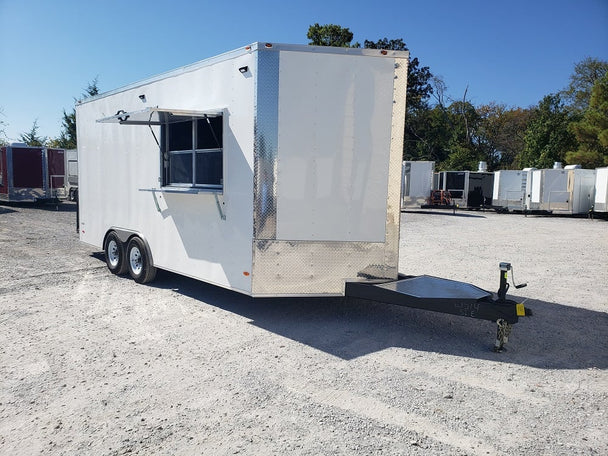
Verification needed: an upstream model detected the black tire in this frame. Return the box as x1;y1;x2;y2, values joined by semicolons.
104;231;127;275
126;237;157;284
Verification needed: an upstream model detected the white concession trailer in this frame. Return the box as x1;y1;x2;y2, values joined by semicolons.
77;42;409;296
530;168;596;214
76;42;530;350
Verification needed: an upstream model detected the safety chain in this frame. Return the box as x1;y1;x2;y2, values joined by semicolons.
494;319;513;352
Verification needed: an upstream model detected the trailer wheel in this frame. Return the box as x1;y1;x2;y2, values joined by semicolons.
104;232;127;275
126;237;157;284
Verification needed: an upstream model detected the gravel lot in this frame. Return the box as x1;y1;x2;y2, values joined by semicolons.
1;202;607;455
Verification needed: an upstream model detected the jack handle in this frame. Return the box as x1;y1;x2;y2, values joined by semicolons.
498;262;527;301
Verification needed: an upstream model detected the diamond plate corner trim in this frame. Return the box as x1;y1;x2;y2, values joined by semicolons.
253;49;280;240
384;56;409;270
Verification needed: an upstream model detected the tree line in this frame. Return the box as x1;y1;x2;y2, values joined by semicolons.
4;24;607;171
308;23;608;170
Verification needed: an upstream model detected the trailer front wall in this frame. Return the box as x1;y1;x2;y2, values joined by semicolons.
77;50;256;294
251;46;408;295
492;170;524;208
275;51;393;242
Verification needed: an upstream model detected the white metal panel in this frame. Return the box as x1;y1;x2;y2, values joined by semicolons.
524;169;535;210
492;171;501;203
570;169;596;214
531;170;543;205
542;169;569;211
595;168;608;212
275;50;394;242
76;51;256;293
493;170;524;208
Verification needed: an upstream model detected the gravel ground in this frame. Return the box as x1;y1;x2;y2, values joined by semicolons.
0;202;607;455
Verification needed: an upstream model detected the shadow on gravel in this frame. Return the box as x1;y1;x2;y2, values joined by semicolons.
143;269;608;370
0;201;77;213
0;205;18;215
402;210;487;218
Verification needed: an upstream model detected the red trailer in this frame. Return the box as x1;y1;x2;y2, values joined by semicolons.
0;143;67;203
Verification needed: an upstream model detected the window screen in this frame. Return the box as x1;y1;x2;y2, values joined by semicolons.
164;115;223;188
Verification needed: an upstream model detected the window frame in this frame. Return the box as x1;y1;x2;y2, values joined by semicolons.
162;114;224;191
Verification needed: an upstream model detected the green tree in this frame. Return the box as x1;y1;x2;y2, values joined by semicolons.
19;119;47;146
520;94;579;168
403;105;451;163
442;100;485;170
307;23;360;48
404;100;486;171
566;73;608;167
51;78;99;149
476;103;533;169
562;57;608;111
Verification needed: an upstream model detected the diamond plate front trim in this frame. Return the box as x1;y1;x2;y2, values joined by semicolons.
253;49;280;240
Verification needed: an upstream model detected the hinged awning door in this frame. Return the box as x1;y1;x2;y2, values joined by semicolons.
97;107;223;125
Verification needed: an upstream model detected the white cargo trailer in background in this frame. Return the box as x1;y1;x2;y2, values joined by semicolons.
594;167;608;213
76;42;409;296
492;170;525;211
401;161;434;209
531;168;596;214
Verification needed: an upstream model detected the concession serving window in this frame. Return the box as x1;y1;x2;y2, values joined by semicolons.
98;107;224;190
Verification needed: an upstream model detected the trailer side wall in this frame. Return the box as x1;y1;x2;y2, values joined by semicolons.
77;50;256;294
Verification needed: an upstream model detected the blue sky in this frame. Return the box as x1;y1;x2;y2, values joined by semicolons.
1;0;607;142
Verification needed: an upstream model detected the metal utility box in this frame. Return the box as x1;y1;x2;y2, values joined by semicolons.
0;143;67;203
493;170;526;211
436;171;494;209
401;161;434;208
593;167;608;213
76;42;409;297
531;168;596;214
